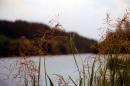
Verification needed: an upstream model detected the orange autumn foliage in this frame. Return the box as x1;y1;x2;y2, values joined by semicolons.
99;13;130;54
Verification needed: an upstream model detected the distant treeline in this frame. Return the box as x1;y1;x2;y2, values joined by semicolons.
0;20;98;57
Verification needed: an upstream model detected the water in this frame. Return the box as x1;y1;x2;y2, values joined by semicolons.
0;54;97;86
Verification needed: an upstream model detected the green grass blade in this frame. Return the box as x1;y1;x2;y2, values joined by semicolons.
69;76;77;86
24;78;28;86
33;76;36;86
47;75;54;86
79;78;83;86
38;57;41;86
89;59;96;86
44;57;48;86
83;64;86;86
69;35;81;79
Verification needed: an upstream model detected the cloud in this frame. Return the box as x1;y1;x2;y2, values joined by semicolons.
115;0;128;9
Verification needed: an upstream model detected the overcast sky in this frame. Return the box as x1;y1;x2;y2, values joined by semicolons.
0;0;129;40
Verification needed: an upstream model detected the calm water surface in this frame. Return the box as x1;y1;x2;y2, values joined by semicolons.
0;54;97;86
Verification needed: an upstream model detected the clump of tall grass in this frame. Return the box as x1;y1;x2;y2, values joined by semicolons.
36;12;130;86
12;57;39;86
107;55;130;86
48;11;130;86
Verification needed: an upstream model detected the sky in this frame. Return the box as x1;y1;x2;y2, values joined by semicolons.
0;0;129;40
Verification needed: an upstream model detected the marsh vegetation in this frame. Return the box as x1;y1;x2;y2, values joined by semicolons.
0;11;130;86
